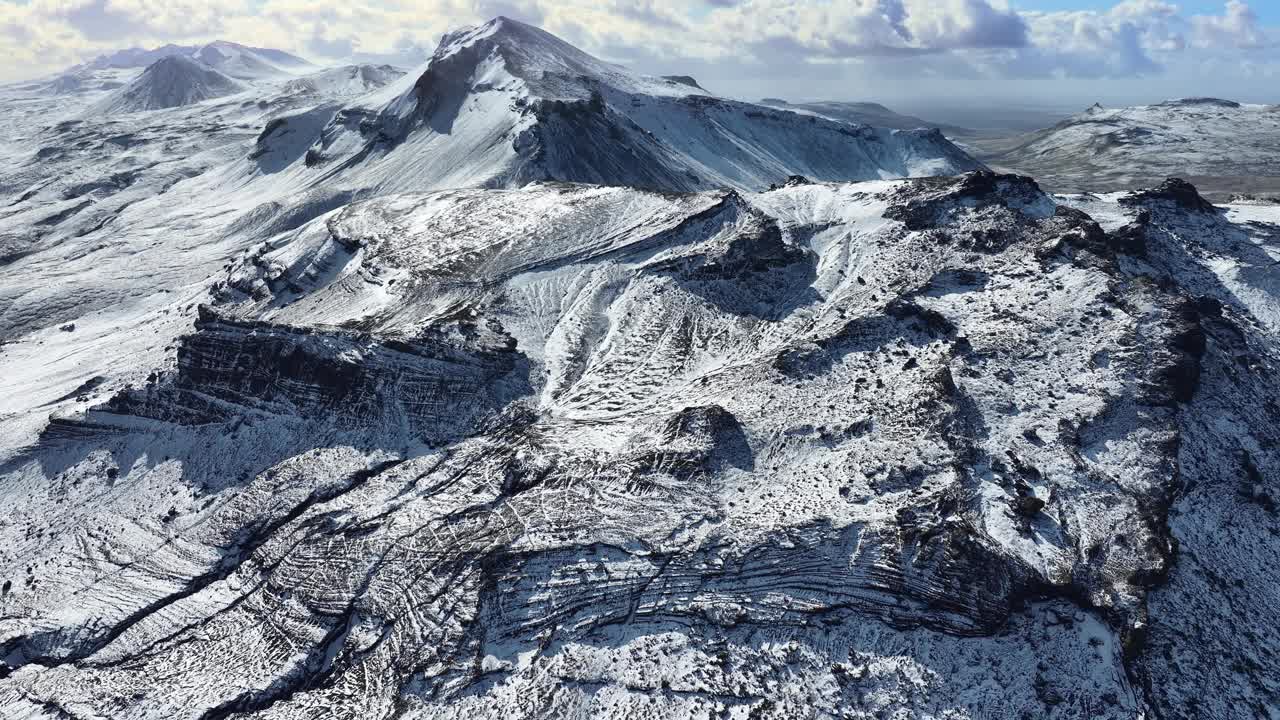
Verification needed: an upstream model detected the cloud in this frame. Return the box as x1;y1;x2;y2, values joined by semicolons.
701;0;1028;59
0;0;1275;97
1004;6;1175;79
1192;0;1268;49
37;0;249;42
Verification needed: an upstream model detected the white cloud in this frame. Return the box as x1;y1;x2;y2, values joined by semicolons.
1192;0;1268;49
0;0;1274;99
700;0;1028;59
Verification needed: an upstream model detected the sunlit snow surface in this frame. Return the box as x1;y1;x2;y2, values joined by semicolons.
0;17;1278;720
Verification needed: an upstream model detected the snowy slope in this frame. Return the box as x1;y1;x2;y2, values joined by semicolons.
19;68;134;97
275;16;983;194
71;41;314;81
0;14;978;447
89;55;248;114
761;98;974;137
0;171;1277;719
192;40;315;81
280;64;405;98
0;59;397;342
980;98;1280;198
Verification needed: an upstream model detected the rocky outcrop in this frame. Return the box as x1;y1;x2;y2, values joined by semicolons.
1121;178;1219;215
94;307;530;443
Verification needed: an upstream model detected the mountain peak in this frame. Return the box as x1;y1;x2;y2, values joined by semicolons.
291;17;982;194
147;54;202;71
68;40;311;80
437;15;565;56
89;54;245;114
424;16;705;102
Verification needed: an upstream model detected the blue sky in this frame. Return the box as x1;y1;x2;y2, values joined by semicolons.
0;0;1276;108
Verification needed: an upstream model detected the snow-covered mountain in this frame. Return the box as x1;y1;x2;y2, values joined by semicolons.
24;70;129;96
72;40;314;81
2;14;1279;720
0;169;1278;719
268;16;982;193
761;98;973;137
280;64;406;99
979;98;1280;199
191;40;315;81
89;55;248;114
70;43;199;72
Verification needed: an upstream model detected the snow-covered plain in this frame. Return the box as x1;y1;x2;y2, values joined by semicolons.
0;15;1278;720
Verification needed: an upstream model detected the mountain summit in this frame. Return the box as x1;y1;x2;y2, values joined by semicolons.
269;16;982;193
72;41;313;80
89;55;247;114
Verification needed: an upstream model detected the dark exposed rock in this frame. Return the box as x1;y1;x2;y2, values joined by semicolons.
1156;98;1241;109
62;171;137;200
1121;179;1218;215
1010;495;1045;517
1157;295;1208;405
86;307;530;444
884;171;1046;234
1108;211;1151;256
660;75;705;91
1239;451;1276;513
769;175;813;190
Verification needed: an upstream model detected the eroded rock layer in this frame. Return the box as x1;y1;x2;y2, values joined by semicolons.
0;174;1277;719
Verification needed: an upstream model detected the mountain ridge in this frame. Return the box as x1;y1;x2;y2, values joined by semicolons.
262;16;983;195
69;40;314;80
760;98;975;137
89;55;248;114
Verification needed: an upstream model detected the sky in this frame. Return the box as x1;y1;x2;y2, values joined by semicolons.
2;0;1277;110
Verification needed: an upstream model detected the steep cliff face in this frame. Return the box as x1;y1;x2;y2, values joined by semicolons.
2;173;1275;718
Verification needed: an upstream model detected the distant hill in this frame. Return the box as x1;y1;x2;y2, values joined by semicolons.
972;98;1280;198
71;41;313;81
760;99;974;137
280;64;405;98
89;55;246;114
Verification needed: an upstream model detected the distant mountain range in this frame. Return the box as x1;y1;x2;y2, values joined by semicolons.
89;55;247;114
70;40;313;81
972;97;1280;198
760;99;975;137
